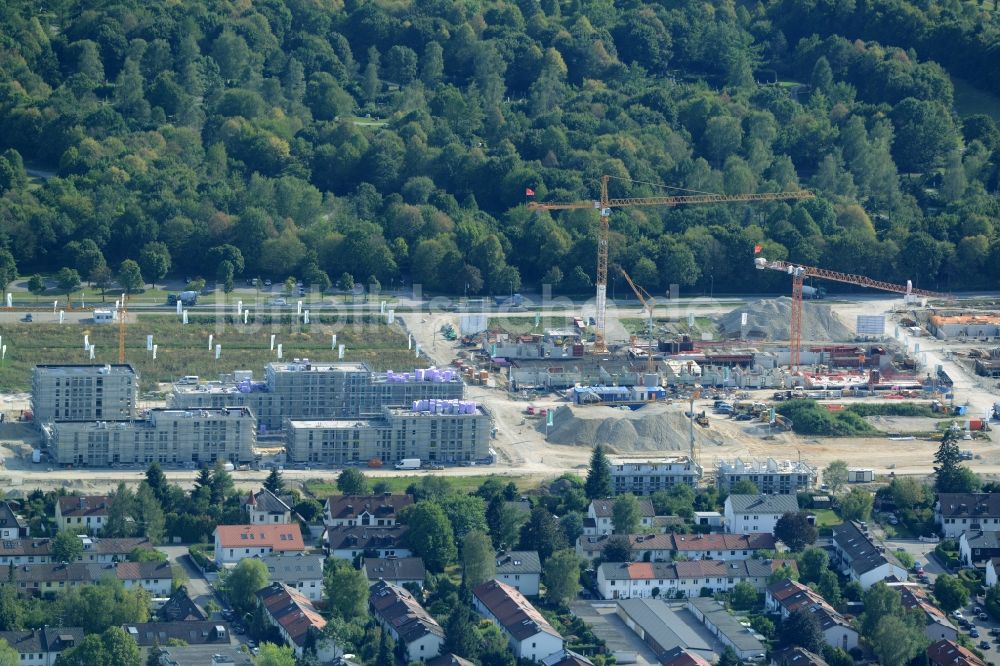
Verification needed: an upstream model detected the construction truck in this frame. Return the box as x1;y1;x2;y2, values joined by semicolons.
695;411;709;427
802;285;827;299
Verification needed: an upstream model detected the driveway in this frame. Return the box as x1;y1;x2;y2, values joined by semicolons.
570;601;661;666
160;545;215;612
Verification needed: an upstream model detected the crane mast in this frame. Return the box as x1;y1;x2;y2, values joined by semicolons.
529;177;813;352
753;256;948;371
118;295;127;364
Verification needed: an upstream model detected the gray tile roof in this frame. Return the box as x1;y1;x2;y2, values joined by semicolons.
833;520;903;576
937;493;1000;519
369;580;443;644
726;494;799;514
364;557;427;582
326;525;408;551
0;503;26;534
963;531;1000;549
245;488;294;515
590;498;655;519
123;621;232;647
495;551;540;575
0;627;83;655
255;553;324;583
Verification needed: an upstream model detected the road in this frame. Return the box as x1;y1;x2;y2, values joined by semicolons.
160;545;215;611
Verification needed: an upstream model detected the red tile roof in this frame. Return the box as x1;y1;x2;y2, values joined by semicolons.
214;524;304;552
257;582;326;647
671;533;775;552
57;496;112;518
473;579;561;641
927;639;987;666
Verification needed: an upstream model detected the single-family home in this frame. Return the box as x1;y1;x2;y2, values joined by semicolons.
495;551;541;595
959;531;1000;567
364;557;427;588
765;579;858;651
0;503;27;540
324;494;413;528
369;580;444;662
256;554;324;602
927;639;988;666
723;494;799;534
55;495;112;533
936;493;1000;539
831;521;908;588
585;499;656;535
122;621;232;649
325;526;411;560
242;488;296;525
0;627;84;666
257;582;339;660
157;585;207;622
896;584;959;642
769;647;830;666
213;524;305;566
472;579;564;662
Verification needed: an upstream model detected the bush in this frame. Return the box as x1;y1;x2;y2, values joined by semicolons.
777;400;878;436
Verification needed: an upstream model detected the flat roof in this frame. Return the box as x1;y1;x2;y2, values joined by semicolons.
288;419;379;429
267;361;369;373
35;364;136;375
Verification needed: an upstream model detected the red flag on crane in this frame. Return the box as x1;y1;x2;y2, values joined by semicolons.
525;187;535;197
753;244;762;254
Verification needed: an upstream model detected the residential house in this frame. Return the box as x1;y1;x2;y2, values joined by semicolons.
495;551;541;595
936;493;1000;539
576;533;776;563
369;580;444;662
213;524;305;566
585;499;655;535
0;503;27;540
426;652;476;666
540;650;595;666
831;521;908;589
324;494;413;528
896;584;959;642
256;554;324;602
723;494;799;534
10;561;173;598
157;586;207;622
325;526;411;560
472;579;564;662
123;621;232;648
55;495;112;533
0;627;83;666
0;536;153;566
927;639;988;666
596;559;796;599
150;645;252;666
765;579;858;651
660;647;712;666
769;647;829;666
959;531;1000;567
987;558;1000;588
364;557;427;588
242;488;296;525
427;655;476;666
257;582;339;660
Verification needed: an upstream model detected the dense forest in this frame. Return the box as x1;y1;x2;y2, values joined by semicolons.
0;0;999;296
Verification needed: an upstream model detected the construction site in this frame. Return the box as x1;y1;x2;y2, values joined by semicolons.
399;177;1000;485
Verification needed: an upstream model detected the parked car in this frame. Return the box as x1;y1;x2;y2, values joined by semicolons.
20;314;31;322
970;628;980;638
953;610;965;619
980;641;991;651
735;413;754;421
980;612;989;621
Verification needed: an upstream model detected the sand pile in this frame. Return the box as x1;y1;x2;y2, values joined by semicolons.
543;403;729;453
716;298;852;341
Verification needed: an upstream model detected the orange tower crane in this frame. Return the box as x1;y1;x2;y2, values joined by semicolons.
528;176;813;351
620;269;656;373
753;255;948;371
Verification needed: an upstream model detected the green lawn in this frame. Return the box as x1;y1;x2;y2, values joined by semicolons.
812;509;843;528
0;315;419;392
303;473;535;498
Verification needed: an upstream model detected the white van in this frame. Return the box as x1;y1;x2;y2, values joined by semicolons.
179;375;199;385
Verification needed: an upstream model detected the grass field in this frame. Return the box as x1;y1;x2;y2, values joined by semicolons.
487;316;577;335
302;473;536;497
0;314;422;392
812;509;843;528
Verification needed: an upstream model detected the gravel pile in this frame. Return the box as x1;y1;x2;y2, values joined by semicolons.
543;403;728;453
716;298;852;341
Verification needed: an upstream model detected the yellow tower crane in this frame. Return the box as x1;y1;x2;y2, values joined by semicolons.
527;176;813;352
